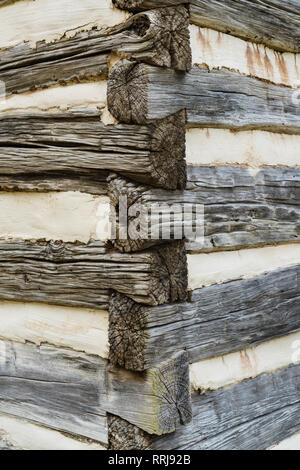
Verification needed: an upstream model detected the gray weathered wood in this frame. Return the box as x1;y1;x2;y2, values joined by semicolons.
108;61;300;132
108;166;300;253
114;0;300;53
109;363;300;450
0;239;187;308
157;363;300;450
0;340;191;438
0;110;186;191
109;264;300;370
189;0;300;53
0;340;108;444
0;6;191;96
106;351;192;435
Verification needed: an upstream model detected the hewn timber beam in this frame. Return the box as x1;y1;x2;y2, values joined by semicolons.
0;340;191;439
108;60;300;133
109;264;300;370
0;239;187;308
108;166;300;254
109;363;300;450
0;110;186;191
106;350;192;435
0;6;191;96
114;1;300;54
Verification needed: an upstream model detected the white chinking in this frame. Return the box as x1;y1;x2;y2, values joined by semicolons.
190;25;300;88
0;81;107;114
0;192;112;243
186;128;300;168
0;301;109;359
0;0;129;49
188;244;300;290
190;331;300;392
0;413;105;450
268;432;300;450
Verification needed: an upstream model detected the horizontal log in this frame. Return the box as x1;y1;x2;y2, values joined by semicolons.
0;340;191;438
189;0;300;54
108;166;300;253
106;351;192;435
114;0;300;53
157;363;300;450
0;340;108;444
108;61;300;133
109;264;300;370
0;6;190;96
0;110;186;190
0;239;187;308
109;363;300;450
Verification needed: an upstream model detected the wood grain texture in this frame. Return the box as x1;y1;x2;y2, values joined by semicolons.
0;5;191;95
109;265;300;370
0;239;187;308
108;61;300;132
114;0;300;53
106;351;192;435
108;166;300;253
110;363;300;450
0;340;191;438
189;0;300;53
0;110;186;191
0;340;108;444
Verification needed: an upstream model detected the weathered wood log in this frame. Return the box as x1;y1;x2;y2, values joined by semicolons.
108;166;300;253
0;239;187;308
189;0;300;54
0;6;191;96
109;264;300;370
108;173;200;252
108;61;300;132
0;340;191;438
109;363;300;450
106;351;192;435
114;1;300;54
0;110;186;191
0;340;108;444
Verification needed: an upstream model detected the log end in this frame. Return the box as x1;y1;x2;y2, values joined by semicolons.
130;6;191;71
149;110;187;189
107;59;148;124
108;414;154;450
112;0;144;11
109;292;147;371
149;350;192;434
150;240;188;305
